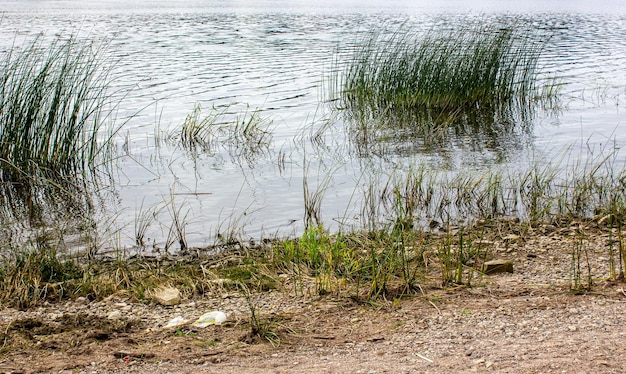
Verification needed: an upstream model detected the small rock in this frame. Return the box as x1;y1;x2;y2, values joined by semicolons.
107;310;122;320
482;259;514;274
151;286;181;306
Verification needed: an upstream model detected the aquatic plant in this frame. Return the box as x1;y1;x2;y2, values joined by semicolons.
179;104;222;153
175;104;273;166
0;34;121;253
0;34;116;182
339;19;552;113
333;18;559;153
355;143;626;233
0;33;120;248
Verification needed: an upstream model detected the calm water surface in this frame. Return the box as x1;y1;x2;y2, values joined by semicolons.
2;1;626;251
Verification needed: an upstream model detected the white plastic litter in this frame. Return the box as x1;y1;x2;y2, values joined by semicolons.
192;311;227;327
164;316;188;329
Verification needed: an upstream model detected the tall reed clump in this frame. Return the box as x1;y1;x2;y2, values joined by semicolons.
0;34;115;183
337;18;553;117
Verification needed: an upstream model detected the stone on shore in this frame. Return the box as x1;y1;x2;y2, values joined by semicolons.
151;286;181;306
482;259;513;274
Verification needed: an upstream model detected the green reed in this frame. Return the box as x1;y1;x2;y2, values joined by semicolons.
180;104;221;152
0;34;115;181
338;19;551;114
176;104;273;166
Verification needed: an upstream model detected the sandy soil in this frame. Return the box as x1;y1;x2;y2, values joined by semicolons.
1;225;626;374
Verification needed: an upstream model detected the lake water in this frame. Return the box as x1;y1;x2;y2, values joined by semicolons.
2;1;626;253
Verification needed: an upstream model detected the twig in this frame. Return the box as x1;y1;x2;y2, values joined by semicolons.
2;321;12;349
416;353;433;363
428;300;441;315
113;351;155;359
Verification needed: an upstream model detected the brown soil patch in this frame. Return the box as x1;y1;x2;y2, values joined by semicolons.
1;226;625;373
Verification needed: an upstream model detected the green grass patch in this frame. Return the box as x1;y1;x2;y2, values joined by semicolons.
0;240;83;309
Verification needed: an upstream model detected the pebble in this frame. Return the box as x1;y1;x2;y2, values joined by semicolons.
107;310;122;320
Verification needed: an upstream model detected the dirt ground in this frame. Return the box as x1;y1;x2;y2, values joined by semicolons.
1;225;626;374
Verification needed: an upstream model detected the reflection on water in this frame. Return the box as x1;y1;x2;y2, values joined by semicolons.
346;103;541;161
1;2;626;251
0;176;103;254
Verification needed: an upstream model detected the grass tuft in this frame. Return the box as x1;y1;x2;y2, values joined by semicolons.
0;240;82;309
173;104;273;165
